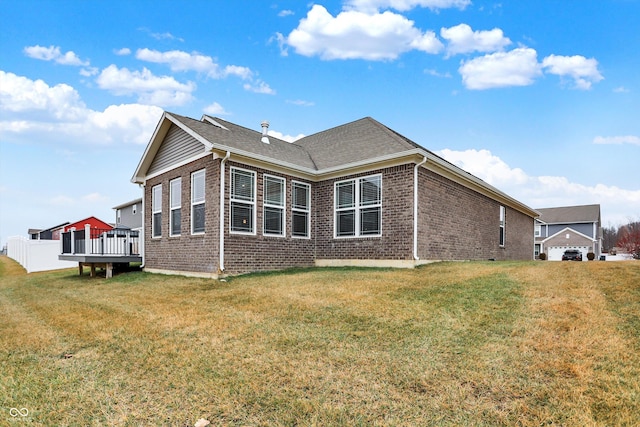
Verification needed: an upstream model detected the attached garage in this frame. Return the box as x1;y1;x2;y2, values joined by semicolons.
547;245;589;261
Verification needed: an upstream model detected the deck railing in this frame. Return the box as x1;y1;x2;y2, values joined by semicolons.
61;226;140;256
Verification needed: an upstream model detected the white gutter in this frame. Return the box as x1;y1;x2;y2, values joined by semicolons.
218;151;231;273
140;183;145;268
413;156;428;260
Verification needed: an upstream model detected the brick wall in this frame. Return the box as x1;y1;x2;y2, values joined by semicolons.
222;161;315;274
417;168;533;261
144;156;220;274
145;158;534;276
314;165;415;260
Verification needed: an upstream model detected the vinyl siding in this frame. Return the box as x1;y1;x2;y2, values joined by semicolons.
148;124;205;176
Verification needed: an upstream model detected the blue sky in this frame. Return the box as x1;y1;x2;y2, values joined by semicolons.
1;0;639;246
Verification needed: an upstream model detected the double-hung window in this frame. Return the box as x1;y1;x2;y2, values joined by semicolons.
191;169;205;234
152;184;162;238
292;181;310;238
499;205;506;246
335;174;381;237
170;178;181;236
263;175;285;236
230;167;256;234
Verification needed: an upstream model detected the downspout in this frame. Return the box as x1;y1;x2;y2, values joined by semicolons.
140;183;145;268
218;151;231;274
413;156;428;260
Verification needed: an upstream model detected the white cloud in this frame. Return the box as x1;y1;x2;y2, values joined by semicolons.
285;5;443;60
345;0;471;13
243;80;276;95
286;99;315;106
95;64;195;106
593;135;640;146
268;130;305;143
613;86;629;93
82;192;108;203
437;148;529;187
0;71;163;145
436;148;640;224
278;9;294;17
459;47;542;90
424;68;451;78
135;49;271;94
0;70;87;120
114;48;132;56
203;102;230;116
541;54;603;90
440;24;511;57
24;45;89;66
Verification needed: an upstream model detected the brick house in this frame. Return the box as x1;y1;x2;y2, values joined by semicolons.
131;112;538;278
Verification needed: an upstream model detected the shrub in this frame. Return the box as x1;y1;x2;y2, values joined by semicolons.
587;252;596;261
538;253;547;260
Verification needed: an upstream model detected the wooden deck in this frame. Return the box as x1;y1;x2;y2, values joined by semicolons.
58;255;142;278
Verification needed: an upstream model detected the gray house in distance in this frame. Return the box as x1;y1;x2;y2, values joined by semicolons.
131;112;539;278
113;198;142;232
534;204;602;260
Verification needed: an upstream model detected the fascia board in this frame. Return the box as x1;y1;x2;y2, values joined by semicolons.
422;152;540;219
143;151;212;182
210;146;317;181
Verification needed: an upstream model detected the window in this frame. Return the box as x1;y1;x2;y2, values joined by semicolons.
230;167;256;234
335;175;381;237
152;184;162;238
170;178;181;236
534;224;541;237
264;175;285;236
499;205;506;246
292;181;310;238
116;209;121;224
191;169;205;234
132;204;137;215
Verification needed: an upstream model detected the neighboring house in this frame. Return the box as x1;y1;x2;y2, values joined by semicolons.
131;112;539;278
534;204;602;261
113;198;142;231
28;222;69;240
64;216;113;233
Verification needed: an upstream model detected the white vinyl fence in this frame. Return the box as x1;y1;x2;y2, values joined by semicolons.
7;236;76;273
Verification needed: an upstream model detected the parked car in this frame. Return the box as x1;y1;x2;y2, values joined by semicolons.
562;249;583;261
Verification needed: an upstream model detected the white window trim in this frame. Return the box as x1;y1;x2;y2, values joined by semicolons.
152;184;162;239
116;209;121;224
334;174;382;239
230;167;257;235
263;174;286;237
170;178;182;237
292;181;311;239
191;169;206;235
499;205;506;247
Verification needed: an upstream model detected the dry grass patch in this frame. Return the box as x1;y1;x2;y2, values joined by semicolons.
1;257;639;426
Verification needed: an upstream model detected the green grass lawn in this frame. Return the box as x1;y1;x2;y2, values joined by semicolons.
1;256;639;426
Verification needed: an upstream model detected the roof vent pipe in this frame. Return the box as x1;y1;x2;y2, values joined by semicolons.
261;120;270;144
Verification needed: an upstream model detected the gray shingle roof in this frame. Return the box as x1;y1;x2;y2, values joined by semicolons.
171;114;427;172
296;117;424;170
171;114;317;170
535;204;601;224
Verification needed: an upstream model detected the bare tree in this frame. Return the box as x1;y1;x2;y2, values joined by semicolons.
602;224;618;253
617;219;640;259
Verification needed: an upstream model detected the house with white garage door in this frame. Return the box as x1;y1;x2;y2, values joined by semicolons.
534;204;602;261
